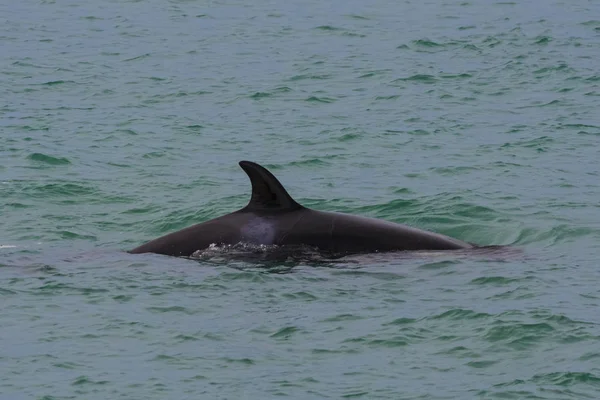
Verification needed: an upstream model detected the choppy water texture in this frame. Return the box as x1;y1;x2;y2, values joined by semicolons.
2;0;600;398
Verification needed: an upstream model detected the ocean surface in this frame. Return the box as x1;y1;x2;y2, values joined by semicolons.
2;0;600;398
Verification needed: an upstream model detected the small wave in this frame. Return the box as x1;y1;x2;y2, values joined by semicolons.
146;306;195;315
287;74;331;81
412;39;442;47
288;158;332;167
392;74;438;84
484;322;555;349
305;96;336;103
430;308;493;320
249;91;272;99
314;25;342;31
514;224;599;246
40;80;76;86
27;153;71;165
496;371;600;388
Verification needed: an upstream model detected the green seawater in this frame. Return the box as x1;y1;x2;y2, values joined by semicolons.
2;0;600;398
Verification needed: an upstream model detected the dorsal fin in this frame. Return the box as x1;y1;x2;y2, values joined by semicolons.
239;161;303;212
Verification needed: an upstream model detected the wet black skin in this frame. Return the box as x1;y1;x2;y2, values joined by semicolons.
129;161;474;257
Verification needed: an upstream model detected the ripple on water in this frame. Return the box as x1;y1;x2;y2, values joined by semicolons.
26;153;71;165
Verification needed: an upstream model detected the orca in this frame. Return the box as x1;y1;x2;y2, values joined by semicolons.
129;161;475;257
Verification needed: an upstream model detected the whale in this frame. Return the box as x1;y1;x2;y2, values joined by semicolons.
129;161;475;257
